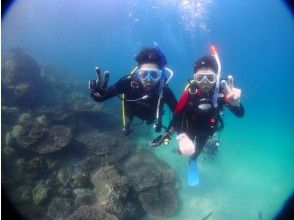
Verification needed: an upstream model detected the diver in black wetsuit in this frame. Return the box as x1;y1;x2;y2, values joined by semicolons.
89;47;177;135
150;52;244;160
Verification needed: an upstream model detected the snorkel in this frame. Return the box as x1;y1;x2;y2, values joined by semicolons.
210;45;221;108
153;42;174;132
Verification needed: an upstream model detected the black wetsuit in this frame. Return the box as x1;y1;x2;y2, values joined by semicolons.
170;85;244;158
90;75;177;132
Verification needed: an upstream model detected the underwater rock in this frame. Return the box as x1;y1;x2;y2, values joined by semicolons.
82;154;106;172
90;165;140;219
68;205;118;220
2;146;16;161
8;185;32;205
77;131;132;168
2;48;44;108
73;188;95;207
11;114;48;149
68;92;103;113
2;48;41;85
31;181;49;205
57;168;70;186
77;131;117;154
26;156;46;173
47;197;72;219
36;105;72;122
72;173;91;188
4;131;13;146
33;125;72;154
1;106;19;123
121;151;177;218
138;186;177;218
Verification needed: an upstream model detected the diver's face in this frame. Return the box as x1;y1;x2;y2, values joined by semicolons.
194;68;216;93
137;63;162;91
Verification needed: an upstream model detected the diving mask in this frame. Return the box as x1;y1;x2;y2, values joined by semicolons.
137;67;162;81
194;70;217;84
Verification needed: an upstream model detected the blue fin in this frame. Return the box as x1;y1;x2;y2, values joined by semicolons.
188;158;199;186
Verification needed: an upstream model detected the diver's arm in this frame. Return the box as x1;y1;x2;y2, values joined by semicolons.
166;91;189;134
90;77;128;102
163;86;177;112
226;102;245;117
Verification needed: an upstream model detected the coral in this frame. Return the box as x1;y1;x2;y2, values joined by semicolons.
2;146;16;161
2;47;41;85
33;125;72;154
13;186;32;204
68;205;118;220
27;156;46;172
77;131;132;167
14;83;30;98
1;106;19;124
68;92;103;113
18;112;32;123
47;197;72;219
4;131;13;146
73;188;95;206
1;48;48;108
138;186;177;218
90;165;134;218
72;173;91;188
56;168;70;186
11;114;48;149
121;151;177;218
31;181;49;205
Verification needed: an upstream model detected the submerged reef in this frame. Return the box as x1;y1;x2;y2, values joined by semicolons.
122;151;178;218
1;48;43;108
1;48;178;220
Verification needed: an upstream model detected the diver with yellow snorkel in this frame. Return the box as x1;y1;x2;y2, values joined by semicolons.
89;46;177;135
149;46;245;186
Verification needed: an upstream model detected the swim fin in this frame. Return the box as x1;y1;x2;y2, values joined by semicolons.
188;158;199;186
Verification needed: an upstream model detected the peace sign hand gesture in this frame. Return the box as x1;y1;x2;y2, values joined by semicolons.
221;75;241;107
89;66;110;97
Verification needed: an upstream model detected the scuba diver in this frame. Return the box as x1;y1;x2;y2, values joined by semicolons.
149;46;245;186
89;47;177;136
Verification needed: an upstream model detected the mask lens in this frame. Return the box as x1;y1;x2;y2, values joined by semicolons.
149;70;161;80
195;74;205;83
194;71;216;84
138;70;148;80
206;74;216;83
137;68;162;81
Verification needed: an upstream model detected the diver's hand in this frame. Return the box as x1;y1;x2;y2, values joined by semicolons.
148;132;170;147
221;75;241;107
89;66;110;97
176;133;195;156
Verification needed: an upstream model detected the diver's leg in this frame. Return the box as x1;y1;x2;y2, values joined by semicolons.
191;135;208;160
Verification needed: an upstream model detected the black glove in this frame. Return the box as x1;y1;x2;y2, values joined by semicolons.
89;66;110;97
148;132;170;147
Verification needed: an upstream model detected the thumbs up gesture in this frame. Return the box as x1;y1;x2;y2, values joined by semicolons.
221;75;241;106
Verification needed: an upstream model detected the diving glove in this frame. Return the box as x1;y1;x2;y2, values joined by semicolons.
221;75;241;107
89;66;110;97
176;133;195;156
148;132;170;148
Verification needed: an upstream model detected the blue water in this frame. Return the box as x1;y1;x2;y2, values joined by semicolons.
2;0;294;219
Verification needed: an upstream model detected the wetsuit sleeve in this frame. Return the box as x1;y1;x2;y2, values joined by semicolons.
166;91;190;133
220;86;245;117
226;103;245;117
90;77;129;102
162;86;177;112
